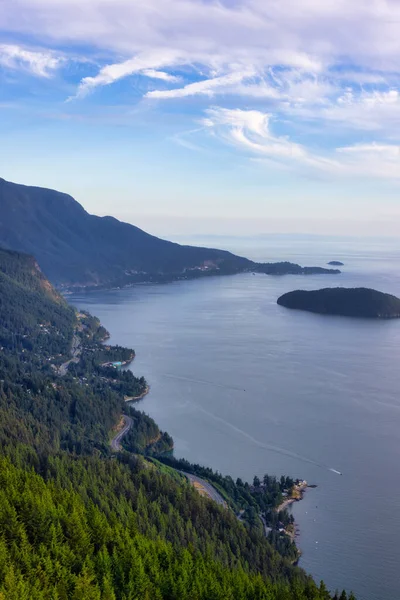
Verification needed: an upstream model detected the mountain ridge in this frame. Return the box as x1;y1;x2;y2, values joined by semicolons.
0;177;251;286
0;177;340;288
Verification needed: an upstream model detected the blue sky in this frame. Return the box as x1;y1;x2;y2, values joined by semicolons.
1;0;400;237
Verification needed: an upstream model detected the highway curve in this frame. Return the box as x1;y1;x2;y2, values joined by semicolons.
110;414;133;451
182;472;228;508
58;334;81;376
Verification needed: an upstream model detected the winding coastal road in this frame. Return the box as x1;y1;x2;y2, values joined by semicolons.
58;334;81;376
182;472;228;508
110;414;133;451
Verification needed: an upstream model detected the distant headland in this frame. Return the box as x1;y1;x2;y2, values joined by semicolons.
277;287;400;318
0;177;341;290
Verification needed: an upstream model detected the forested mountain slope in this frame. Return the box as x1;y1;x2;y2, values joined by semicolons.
0;178;251;287
0;247;75;353
0;247;351;599
0;178;339;288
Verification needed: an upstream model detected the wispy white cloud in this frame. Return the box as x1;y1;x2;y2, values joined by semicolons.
336;142;400;178
321;89;400;131
142;69;180;82
75;49;183;97
202;106;400;179
146;69;258;99
275;86;400;140
203;106;315;162
338;142;400;157
0;44;62;77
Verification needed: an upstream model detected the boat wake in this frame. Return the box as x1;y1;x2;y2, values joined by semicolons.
329;468;342;475
162;372;246;392
195;404;342;475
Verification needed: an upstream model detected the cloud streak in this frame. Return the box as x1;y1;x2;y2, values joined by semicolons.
202;106;400;179
75;49;184;97
142;69;180;82
0;44;62;77
146;69;258;99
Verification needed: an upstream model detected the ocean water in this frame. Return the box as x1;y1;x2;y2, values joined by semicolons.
70;236;400;600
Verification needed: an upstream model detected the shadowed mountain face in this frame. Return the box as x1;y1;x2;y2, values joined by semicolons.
277;287;400;318
0;178;251;286
0;178;340;288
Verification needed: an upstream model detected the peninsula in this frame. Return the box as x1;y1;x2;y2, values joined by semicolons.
277;287;400;318
0;177;340;289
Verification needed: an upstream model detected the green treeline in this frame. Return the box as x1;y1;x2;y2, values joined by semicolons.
0;247;353;599
157;456;290;514
156;457;301;561
122;407;173;455
0;451;346;600
0;248;75;356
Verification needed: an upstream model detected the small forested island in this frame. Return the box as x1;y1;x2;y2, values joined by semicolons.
327;261;344;266
277;287;400;318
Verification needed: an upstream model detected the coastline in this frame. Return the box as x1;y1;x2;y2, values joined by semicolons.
120;353;135;366
124;384;150;402
79;299;310;569
60;262;341;294
275;480;311;560
276;480;308;513
120;346;307;559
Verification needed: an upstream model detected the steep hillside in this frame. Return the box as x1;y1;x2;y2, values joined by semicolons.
0;247;352;599
0;178;251;286
0;246;144;453
0;178;340;287
0;247;75;353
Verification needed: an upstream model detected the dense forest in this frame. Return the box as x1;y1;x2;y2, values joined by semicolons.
157;456;301;562
0;247;354;599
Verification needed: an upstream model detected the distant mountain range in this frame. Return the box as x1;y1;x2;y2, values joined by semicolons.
0;178;340;288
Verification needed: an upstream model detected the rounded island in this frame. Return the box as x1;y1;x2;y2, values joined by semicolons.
327;261;344;266
277;287;400;318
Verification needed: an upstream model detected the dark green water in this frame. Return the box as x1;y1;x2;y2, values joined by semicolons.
71;238;400;600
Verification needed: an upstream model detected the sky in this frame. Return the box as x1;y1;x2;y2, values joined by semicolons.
1;0;400;237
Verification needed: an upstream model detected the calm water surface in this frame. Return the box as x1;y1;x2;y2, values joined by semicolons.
70;238;400;600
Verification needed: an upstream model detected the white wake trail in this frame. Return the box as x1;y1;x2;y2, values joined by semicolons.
195;404;342;475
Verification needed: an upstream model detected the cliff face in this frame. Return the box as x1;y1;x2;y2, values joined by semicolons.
0;246;75;352
0;247;66;304
277;287;400;318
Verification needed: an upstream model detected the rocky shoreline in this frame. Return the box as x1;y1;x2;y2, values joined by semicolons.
124;385;150;402
275;480;314;561
276;479;309;513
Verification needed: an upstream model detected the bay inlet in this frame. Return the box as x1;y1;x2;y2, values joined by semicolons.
71;237;400;600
